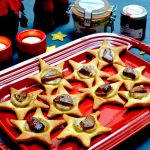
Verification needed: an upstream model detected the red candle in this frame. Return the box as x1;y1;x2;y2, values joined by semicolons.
0;36;12;70
16;29;47;56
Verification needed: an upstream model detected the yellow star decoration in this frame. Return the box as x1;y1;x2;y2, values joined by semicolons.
10;108;65;145
46;45;56;52
86;39;127;69
107;64;150;90
139;51;145;55
118;88;150;108
29;58;72;95
38;86;86;118
79;76;125;110
66;58;110;87
57;111;111;148
0;87;49;120
51;32;67;41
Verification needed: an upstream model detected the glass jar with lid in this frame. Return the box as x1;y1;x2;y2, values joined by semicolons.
72;0;115;35
120;5;147;40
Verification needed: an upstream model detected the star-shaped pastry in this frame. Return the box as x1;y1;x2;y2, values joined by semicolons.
0;87;49;120
107;64;150;90
38;86;86;118
10;108;65;145
29;58;72;95
86;40;127;69
118;85;150;108
66;58;110;87
79;76;125;110
51;32;67;41
57;111;111;148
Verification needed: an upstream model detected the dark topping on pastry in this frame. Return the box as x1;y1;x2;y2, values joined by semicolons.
129;85;148;99
123;66;136;79
14;91;27;102
130;85;147;94
27;117;45;132
78;66;95;77
102;48;113;62
41;69;63;83
80;115;95;130
53;94;74;107
95;83;112;97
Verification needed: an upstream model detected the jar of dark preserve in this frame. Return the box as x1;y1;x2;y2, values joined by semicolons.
120;5;147;40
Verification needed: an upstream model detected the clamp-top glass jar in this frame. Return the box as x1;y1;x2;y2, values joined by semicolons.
72;0;115;35
120;5;147;40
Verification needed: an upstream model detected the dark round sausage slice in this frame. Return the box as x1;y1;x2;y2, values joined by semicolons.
27;117;45;132
123;66;136;79
41;69;63;83
95;83;112;97
102;48;113;62
80;115;95;130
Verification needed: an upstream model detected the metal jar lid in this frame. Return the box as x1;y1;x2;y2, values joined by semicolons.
122;5;147;20
72;0;112;26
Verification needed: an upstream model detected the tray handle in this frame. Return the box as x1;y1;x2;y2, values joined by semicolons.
124;37;150;55
137;43;150;54
144;44;150;54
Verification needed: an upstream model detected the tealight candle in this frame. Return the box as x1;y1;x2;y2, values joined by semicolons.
0;43;7;49
0;36;12;69
16;29;46;56
22;37;41;44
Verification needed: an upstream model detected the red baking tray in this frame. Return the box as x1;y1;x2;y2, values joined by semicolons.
0;33;150;150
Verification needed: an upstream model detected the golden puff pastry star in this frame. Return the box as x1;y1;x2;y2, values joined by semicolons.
29;58;72;95
57;111;111;148
66;58;110;87
79;76;125;110
108;64;150;90
0;87;49;120
38;86;86;118
10;108;65;145
86;39;127;69
51;32;67;41
119;85;150;108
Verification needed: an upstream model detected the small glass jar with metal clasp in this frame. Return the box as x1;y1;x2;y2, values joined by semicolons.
120;5;147;40
72;0;116;36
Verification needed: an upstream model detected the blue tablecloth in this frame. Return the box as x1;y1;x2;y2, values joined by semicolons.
0;0;150;149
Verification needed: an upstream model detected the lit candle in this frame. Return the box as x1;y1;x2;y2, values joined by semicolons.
22;37;41;44
0;43;7;49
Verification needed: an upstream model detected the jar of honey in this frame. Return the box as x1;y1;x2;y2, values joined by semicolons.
72;0;115;35
120;5;147;40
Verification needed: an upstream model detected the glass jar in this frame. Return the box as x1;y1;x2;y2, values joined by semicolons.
72;0;114;35
120;5;147;40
